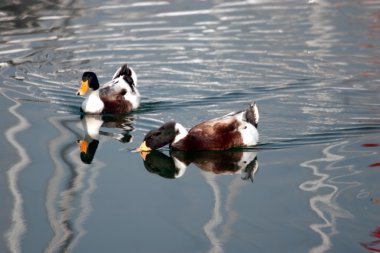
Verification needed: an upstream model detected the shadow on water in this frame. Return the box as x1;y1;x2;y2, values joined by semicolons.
1;97;93;253
139;150;259;181
77;114;135;164
298;138;380;253
44;114;104;253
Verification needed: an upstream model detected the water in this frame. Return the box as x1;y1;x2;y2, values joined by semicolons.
1;0;380;252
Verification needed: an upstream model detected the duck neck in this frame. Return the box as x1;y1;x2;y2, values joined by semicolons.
82;90;104;114
172;123;188;144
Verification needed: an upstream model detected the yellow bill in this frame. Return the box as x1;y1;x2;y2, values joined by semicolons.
136;141;151;152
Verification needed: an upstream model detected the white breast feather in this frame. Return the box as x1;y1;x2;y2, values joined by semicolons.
82;90;104;114
124;88;140;109
173;123;188;144
235;111;259;146
239;123;259;146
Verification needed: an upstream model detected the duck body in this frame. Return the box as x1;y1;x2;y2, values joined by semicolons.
77;64;140;114
138;102;259;151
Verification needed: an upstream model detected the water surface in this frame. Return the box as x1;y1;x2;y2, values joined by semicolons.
0;0;380;252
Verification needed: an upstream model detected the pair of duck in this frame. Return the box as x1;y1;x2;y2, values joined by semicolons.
76;63;259;152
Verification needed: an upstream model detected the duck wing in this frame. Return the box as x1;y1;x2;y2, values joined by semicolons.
99;84;126;100
98;84;133;114
173;117;242;151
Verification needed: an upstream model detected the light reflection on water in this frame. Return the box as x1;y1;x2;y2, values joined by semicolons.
300;141;357;253
1;0;380;252
3;91;29;253
45;115;102;253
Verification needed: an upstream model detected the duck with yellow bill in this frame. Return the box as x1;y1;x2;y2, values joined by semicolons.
137;102;259;152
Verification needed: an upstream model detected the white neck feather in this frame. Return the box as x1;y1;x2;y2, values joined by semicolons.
173;123;188;144
82;90;104;114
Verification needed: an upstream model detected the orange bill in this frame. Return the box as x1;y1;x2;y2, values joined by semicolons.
77;80;89;96
78;140;89;153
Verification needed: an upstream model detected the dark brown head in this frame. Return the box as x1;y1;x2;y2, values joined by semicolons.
137;121;178;151
76;72;100;96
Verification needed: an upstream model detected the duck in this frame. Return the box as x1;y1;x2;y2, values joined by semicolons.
137;102;259;151
76;63;140;114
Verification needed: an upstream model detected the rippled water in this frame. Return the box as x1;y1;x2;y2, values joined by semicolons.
1;0;380;252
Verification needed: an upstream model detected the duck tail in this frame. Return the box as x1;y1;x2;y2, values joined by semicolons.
246;101;259;128
112;64;130;80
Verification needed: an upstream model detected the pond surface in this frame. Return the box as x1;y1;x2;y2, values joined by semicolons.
1;0;380;252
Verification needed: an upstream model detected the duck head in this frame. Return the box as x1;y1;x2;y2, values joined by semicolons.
76;72;100;96
137;121;185;152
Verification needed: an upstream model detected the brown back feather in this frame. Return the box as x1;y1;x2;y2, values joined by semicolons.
101;98;133;114
172;118;243;151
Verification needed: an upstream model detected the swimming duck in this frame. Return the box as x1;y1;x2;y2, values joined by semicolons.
137;102;259;151
76;64;140;114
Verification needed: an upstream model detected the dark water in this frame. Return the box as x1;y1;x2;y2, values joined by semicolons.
1;0;380;252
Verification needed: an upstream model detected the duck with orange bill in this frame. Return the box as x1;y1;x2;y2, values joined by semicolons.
76;63;140;114
137;102;259;152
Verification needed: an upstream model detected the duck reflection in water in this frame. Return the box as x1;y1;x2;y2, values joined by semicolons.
77;114;134;164
140;150;259;180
